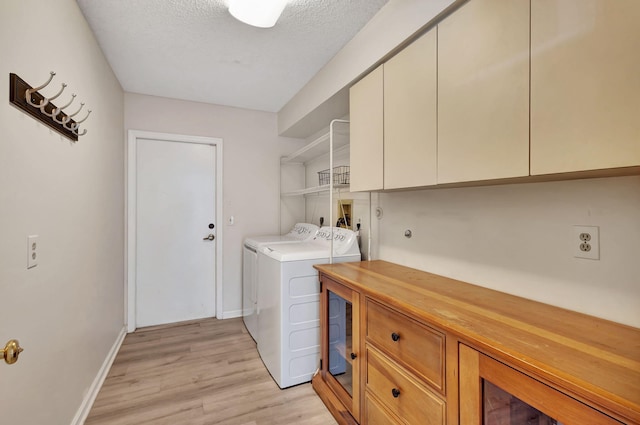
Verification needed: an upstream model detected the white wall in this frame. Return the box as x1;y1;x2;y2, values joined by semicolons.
0;0;125;423
375;176;640;327
280;163;306;232
124;93;304;318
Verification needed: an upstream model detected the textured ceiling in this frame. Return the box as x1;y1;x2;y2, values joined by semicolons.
77;0;389;112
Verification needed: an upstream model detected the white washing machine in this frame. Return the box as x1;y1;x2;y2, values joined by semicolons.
242;223;319;341
256;227;361;388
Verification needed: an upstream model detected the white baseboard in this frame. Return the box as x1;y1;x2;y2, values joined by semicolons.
70;326;127;425
220;309;242;319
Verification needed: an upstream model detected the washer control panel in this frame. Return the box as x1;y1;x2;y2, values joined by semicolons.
314;227;356;253
287;223;319;239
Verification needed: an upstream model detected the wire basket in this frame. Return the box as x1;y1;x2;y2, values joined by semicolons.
318;166;350;185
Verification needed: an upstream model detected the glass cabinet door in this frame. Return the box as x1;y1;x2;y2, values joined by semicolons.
483;380;563;425
328;289;354;396
321;277;360;422
459;344;623;425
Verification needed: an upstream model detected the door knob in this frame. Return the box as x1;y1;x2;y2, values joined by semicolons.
2;339;24;365
203;234;215;241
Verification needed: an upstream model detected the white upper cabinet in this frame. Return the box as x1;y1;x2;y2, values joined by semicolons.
530;0;640;175
384;29;438;190
437;0;530;184
349;0;639;191
350;66;384;192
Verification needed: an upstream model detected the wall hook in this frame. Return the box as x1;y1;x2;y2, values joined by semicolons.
25;71;55;108
52;94;77;124
67;102;85;119
74;109;91;128
65;109;91;131
40;83;67;117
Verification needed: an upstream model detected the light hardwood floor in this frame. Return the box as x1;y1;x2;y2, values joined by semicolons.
86;318;337;425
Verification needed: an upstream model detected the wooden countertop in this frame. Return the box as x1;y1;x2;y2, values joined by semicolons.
314;260;640;424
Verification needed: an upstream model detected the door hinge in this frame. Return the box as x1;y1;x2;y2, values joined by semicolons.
319;281;323;293
320;359;322;369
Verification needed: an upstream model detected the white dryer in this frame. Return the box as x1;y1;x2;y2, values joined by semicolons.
257;227;361;388
242;223;318;341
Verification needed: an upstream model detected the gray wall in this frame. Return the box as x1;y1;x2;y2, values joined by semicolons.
0;0;125;423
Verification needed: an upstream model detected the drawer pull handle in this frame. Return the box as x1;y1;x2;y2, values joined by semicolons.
391;388;401;398
350;352;357;360
391;332;400;342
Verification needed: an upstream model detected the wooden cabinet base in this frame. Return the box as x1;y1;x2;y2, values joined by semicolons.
312;374;358;425
314;260;640;425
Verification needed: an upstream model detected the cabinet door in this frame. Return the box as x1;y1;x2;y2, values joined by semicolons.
350;66;384;192
459;344;623;425
322;278;361;422
530;0;640;175
384;29;437;189
438;0;530;184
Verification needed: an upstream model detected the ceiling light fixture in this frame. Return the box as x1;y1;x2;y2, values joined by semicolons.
228;0;289;28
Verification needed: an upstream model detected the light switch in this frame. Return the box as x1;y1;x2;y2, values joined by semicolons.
27;235;38;269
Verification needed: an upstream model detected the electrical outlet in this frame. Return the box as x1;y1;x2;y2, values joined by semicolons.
573;226;599;260
27;235;38;269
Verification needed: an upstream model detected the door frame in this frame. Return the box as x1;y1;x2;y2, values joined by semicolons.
126;130;223;332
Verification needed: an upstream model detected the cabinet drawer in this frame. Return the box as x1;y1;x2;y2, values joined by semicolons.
366;299;445;393
365;392;403;425
366;346;445;425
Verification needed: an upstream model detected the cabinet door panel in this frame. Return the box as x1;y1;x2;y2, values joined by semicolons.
384;29;437;189
350;66;384;192
459;344;623;425
438;0;530;184
530;0;640;174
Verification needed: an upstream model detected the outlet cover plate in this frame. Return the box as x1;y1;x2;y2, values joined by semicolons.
573;225;599;260
27;235;38;268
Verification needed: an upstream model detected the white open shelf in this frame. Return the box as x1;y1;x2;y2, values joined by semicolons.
281;183;350;197
281;126;350;164
280;120;351;240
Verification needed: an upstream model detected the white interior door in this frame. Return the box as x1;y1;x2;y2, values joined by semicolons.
135;138;216;327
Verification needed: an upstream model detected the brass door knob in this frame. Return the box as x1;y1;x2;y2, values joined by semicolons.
2;339;24;365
